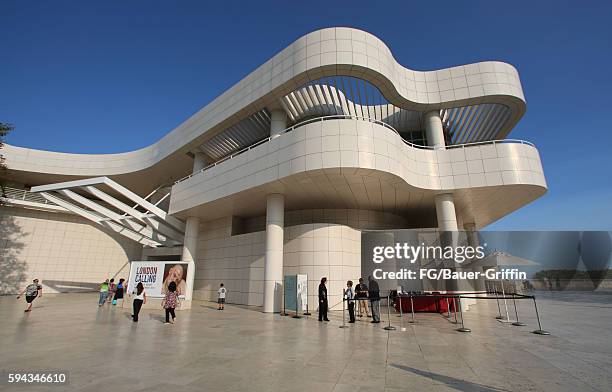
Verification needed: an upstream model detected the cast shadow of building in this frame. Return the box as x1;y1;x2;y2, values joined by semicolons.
0;210;26;294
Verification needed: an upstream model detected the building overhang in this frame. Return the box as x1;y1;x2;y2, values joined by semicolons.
169;118;546;229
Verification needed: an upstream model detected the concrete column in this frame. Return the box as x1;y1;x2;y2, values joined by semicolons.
263;193;284;312
182;216;199;302
464;223;478;248
435;192;460;294
465;222;486;292
435;193;458;231
270;109;287;139
192;152;209;173
424;110;446;150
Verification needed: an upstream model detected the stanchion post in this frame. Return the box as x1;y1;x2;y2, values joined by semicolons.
511;293;524;326
452;296;458;324
456;295;471;333
495;288;503;320
445;297;451;318
409;295;416;324
398;295;403;318
339;289;348;329
500;280;510;322
384;293;396;331
531;297;550;335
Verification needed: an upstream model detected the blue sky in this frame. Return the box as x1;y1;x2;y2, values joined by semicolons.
1;1;611;230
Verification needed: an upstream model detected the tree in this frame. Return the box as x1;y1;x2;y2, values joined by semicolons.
0;122;14;202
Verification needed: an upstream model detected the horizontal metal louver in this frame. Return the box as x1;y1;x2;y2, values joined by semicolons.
195;77;512;163
198;109;271;160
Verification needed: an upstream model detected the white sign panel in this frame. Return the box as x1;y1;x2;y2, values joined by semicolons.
128;261;189;298
297;274;308;311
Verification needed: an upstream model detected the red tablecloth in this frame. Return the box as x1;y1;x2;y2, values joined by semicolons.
395;295;457;313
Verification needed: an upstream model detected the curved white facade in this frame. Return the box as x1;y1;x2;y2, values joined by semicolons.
170;118;545;228
2;27;546;312
4;27;526;192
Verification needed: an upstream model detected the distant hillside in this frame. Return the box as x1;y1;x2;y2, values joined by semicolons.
533;269;612;280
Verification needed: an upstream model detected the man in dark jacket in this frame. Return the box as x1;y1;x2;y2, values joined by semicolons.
368;276;380;323
318;277;329;322
355;277;370;317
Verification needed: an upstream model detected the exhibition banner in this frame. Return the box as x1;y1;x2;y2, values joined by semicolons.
297;274;308;311
128;261;189;298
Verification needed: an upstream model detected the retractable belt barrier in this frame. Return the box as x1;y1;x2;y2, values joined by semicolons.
332;290;550;335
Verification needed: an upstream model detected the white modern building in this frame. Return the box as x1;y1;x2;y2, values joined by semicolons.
0;28;546;311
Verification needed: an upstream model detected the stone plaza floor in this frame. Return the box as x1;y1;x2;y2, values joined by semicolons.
1;291;611;392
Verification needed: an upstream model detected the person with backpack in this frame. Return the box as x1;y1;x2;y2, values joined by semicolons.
17;278;42;312
132;282;146;322
113;278;125;306
162;281;179;324
368;276;381;323
217;283;227;310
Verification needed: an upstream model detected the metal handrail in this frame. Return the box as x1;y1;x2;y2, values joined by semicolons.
174;115;536;184
1;187;51;204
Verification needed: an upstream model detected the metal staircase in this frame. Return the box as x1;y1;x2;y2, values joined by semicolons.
21;177;185;247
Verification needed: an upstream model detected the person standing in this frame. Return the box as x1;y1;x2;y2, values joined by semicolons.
217;283;226;310
98;279;109;306
368;276;380;323
163;281;179;324
113;278;125;306
107;278;117;304
355;277;370;318
132;282;146;322
17;279;42;312
318;277;329;322
345;280;356;323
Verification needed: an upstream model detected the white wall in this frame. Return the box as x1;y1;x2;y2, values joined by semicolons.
0;206;142;295
193;217;266;305
192;218;362;310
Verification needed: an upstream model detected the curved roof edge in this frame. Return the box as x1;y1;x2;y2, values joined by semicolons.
4;27;527;189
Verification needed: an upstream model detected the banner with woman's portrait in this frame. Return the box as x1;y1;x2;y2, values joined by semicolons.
127;261;189;298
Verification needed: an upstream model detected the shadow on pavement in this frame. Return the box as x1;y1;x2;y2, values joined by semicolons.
390;363;510;392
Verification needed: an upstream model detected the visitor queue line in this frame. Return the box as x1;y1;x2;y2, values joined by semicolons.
282;288;551;336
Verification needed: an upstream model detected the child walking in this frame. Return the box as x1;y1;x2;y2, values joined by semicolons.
163;281;179;324
217;283;226;310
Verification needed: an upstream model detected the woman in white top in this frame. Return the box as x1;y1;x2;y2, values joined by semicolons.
132;282;147;322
